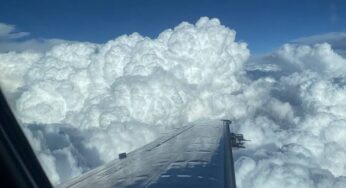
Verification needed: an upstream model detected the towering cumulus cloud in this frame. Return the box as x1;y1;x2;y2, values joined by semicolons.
0;17;345;187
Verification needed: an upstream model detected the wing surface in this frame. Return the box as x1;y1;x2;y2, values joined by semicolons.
58;122;236;188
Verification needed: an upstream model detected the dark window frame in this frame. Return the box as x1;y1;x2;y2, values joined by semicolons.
0;90;52;188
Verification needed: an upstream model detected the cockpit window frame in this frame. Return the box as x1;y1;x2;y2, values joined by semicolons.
0;90;53;188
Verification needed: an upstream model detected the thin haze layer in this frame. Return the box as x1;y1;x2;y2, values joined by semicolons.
0;17;345;187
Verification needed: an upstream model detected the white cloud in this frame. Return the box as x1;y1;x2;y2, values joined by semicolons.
237;39;346;188
0;38;68;53
1;17;251;185
1;18;346;188
0;23;29;39
292;32;346;57
0;22;67;53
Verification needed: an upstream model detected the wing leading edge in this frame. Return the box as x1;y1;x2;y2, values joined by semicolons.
58;122;236;188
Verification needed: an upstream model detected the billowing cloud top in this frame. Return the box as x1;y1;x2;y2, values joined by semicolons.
0;17;346;187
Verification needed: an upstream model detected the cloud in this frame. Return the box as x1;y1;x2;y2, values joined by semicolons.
0;22;67;53
237;40;346;188
292;32;346;57
1;18;346;188
0;23;29;39
1;17;250;185
0;38;68;53
246;42;346;80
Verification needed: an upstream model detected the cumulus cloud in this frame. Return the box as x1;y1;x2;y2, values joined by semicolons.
292;32;346;57
1;17;251;185
236;42;346;187
0;17;345;188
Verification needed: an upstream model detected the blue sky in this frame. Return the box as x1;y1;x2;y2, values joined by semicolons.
0;0;345;54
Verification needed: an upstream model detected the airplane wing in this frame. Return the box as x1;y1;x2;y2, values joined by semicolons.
58;122;237;188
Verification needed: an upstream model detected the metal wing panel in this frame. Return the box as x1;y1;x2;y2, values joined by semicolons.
58;123;236;188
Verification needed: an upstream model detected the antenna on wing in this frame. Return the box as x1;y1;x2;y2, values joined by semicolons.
221;119;250;149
